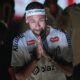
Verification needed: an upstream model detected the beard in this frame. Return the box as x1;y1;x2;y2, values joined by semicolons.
33;28;47;40
32;28;45;36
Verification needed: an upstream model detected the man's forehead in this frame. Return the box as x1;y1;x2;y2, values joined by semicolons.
25;9;45;17
26;15;45;19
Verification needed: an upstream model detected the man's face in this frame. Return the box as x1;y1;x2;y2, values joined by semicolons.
26;15;46;35
49;3;58;14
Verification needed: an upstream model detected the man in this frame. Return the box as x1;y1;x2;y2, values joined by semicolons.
66;3;80;80
44;0;62;27
57;3;80;80
9;2;73;80
0;20;10;80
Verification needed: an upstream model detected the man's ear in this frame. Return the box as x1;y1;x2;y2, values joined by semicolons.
24;13;29;23
26;19;29;23
25;16;29;23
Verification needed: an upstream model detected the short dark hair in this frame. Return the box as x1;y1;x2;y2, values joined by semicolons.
47;0;58;3
44;0;58;7
25;2;45;11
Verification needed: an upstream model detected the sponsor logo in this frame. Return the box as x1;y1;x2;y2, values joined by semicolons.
65;33;72;48
32;65;56;75
27;40;35;45
50;36;59;42
12;34;23;51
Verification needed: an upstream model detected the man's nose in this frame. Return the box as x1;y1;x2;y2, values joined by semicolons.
36;22;40;28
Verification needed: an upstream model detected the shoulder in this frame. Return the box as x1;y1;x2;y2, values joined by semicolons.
13;33;24;45
12;33;24;51
49;26;65;35
47;27;67;44
13;29;31;44
12;29;34;51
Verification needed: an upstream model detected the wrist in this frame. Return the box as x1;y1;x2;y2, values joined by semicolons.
30;52;40;61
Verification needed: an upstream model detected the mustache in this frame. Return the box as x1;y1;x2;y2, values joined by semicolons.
33;28;44;32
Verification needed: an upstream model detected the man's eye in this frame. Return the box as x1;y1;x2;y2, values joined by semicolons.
29;20;35;23
40;19;45;22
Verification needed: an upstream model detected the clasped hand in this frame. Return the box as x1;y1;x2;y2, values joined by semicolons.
36;38;49;60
